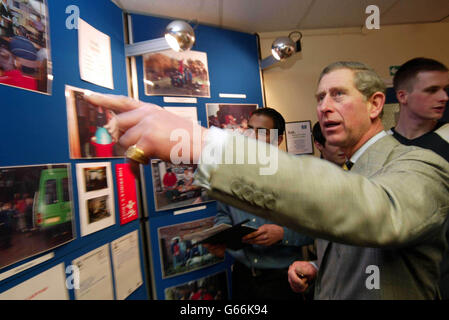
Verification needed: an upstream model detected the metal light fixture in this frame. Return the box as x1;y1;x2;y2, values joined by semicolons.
164;20;196;52
260;31;303;69
271;31;302;61
125;19;196;57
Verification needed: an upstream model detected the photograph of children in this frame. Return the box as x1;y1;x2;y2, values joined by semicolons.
158;217;223;278
165;271;228;300
0;0;52;94
83;166;108;192
66;85;126;159
143;49;210;97
151;160;211;212
206;103;258;132
76;162;115;237
0;164;74;270
86;195;110;224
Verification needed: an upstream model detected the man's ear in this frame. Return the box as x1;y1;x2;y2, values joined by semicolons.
314;140;323;153
368;91;385;120
396;89;408;105
277;134;284;146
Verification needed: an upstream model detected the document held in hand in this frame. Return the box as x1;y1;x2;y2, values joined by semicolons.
183;219;257;250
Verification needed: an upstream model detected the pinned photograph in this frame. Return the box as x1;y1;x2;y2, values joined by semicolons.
76;162;115;236
143;49;210;97
0;0;52;94
0;164;74;270
158;217;223;278
151;160;211;212
65;85;125;159
206;103;258;132
83;166;108;192
86;195;110;224
165;271;228;300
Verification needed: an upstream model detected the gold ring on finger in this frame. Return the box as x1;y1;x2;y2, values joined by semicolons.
125;144;149;165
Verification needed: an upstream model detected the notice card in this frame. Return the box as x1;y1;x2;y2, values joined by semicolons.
73;244;114;300
78;18;114;89
111;231;143;299
0;264;68;300
285;121;314;155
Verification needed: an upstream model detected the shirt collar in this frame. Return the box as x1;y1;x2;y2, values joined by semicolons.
350;131;387;164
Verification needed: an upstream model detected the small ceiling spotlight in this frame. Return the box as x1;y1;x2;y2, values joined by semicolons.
164;20;196;52
271;31;302;61
125;19;198;57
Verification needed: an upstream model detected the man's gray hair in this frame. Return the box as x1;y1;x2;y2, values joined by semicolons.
318;61;386;100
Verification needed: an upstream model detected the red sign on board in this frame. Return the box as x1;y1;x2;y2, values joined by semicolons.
115;163;139;225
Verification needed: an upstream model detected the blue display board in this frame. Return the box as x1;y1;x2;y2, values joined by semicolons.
0;0;148;300
0;2;264;300
130;13;264;299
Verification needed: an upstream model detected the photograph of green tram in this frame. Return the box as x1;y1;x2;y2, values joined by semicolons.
0;164;74;269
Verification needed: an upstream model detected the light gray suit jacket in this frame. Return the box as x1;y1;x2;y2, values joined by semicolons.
196;132;449;299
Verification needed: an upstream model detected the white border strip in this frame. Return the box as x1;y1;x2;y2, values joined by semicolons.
219;93;247;99
173;205;207;215
163;97;198;104
0;252;55;282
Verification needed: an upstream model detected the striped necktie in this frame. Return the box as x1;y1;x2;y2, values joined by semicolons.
344;161;354;171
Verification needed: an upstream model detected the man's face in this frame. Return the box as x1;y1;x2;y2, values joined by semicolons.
403;71;449;121
316;69;372;149
315;141;347;166
247;114;281;145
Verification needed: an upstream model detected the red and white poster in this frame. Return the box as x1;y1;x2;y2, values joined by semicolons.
115;163;139;225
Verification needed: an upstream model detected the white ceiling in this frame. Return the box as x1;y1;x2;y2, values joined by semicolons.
112;0;449;33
